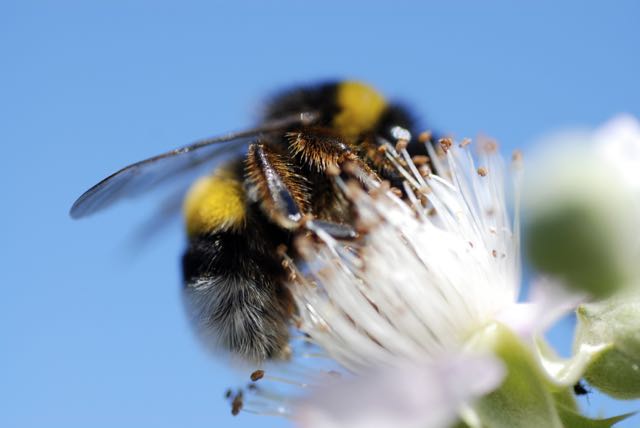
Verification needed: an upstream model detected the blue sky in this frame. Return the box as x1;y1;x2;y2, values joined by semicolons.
2;1;639;427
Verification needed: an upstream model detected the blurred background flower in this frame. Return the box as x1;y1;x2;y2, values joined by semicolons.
523;115;640;410
524;115;640;298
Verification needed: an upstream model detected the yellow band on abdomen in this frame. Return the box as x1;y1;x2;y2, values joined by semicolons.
183;168;246;236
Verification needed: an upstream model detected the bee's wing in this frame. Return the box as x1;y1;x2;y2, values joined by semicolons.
69;112;318;219
122;182;192;255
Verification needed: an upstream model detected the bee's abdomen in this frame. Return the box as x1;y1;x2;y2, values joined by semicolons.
181;229;292;361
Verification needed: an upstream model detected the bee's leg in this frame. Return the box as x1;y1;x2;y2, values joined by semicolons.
246;142;310;230
308;219;358;239
246;142;358;241
286;128;377;178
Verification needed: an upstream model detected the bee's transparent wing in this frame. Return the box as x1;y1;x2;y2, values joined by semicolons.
69;112;318;219
122;182;192;255
69;137;247;219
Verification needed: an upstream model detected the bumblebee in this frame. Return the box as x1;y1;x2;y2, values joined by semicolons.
70;81;427;361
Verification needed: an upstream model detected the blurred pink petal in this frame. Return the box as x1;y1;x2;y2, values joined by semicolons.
295;355;505;428
497;278;585;340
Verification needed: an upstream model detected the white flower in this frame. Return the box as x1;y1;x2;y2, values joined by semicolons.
291;139;522;371
235;136;596;426
281;138;544;428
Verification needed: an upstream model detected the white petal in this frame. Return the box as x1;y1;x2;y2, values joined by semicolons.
594;114;640;193
496;278;585;340
295;355;505;428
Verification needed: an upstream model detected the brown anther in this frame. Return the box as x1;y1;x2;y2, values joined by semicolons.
411;155;430;166
481;139;498;153
377;145;388;153
247;383;258;391
355;222;371;234
225;388;232;399
317;321;330;332
390;187;403;197
492;249;498;258
512;150;523;162
231;391;243;416
326;163;341;177
477;167;488;177
250;370;265;382
460;138;472;148
418;185;431;195
418;130;432;143
395;139;409;151
300;213;314;227
428;207;437;216
280;344;293;360
439;138;453;152
380;180;391;191
469;241;474;248
418;165;431;178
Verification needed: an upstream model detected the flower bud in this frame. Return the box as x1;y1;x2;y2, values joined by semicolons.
574;293;640;399
523;116;640;298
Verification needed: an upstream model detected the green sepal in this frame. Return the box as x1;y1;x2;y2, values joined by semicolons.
555;403;635;428
450;421;472;428
468;323;564;428
584;346;640;399
575;294;640;399
552;388;578;412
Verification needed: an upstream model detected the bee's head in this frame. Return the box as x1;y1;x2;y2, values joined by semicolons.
373;102;417;147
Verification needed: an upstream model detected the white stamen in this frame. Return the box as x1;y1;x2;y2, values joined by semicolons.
290;140;521;373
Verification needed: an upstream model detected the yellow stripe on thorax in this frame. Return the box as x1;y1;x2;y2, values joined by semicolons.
333;81;387;140
183;168;246;236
